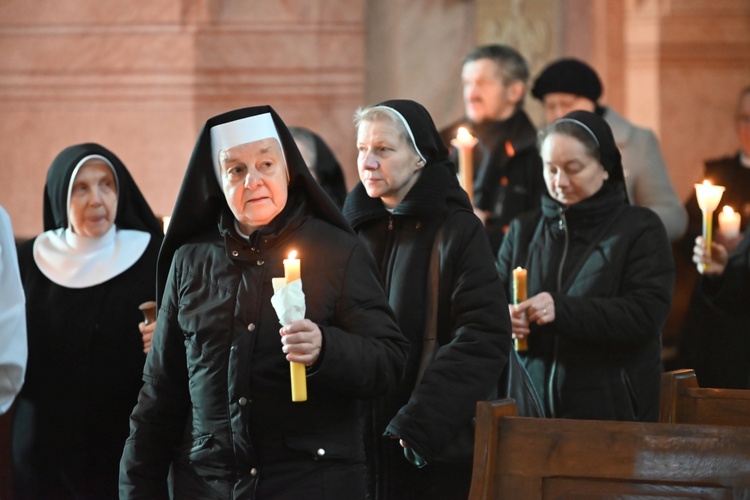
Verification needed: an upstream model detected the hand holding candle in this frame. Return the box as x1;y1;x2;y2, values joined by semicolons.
694;181;726;272
451;127;478;204
511;267;528;352
138;301;157;353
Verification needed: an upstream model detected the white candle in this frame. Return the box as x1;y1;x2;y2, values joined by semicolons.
451;127;478;204
161;215;171;234
718;205;741;239
694;181;726;272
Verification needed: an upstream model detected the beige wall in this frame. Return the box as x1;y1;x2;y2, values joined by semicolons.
635;0;750;203
364;0;475;130
0;0;365;238
2;0;749;239
473;0;750;205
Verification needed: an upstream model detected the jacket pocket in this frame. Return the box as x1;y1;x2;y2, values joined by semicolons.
177;433;230;479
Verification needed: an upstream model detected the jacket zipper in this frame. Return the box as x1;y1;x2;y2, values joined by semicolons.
547;210;568;418
382;215;395;292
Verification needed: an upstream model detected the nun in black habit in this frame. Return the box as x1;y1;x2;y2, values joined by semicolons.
497;110;674;421
119;105;408;499
343;99;511;500
13;143;163;499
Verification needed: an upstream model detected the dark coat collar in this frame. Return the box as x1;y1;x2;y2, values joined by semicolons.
343;162;471;228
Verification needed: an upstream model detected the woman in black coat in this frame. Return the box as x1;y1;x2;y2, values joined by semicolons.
13;143;163;499
682;230;750;389
497;110;674;421
119;105;408;499
343;99;511;499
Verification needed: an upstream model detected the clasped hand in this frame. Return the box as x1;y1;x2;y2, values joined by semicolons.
508;292;555;340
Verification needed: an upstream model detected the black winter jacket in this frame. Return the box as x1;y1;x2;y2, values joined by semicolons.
120;203;407;498
345;161;510;496
498;186;674;421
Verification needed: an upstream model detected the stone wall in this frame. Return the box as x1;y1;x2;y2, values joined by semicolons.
0;0;365;238
2;0;749;234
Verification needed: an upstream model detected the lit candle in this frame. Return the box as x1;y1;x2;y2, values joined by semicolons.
694;181;726;271
161;216;171;234
718;205;741;239
283;250;301;283
512;267;528;352
451;127;478;204
283;250;307;402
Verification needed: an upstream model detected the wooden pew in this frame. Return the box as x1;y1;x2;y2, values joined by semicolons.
468;399;750;499
660;368;750;427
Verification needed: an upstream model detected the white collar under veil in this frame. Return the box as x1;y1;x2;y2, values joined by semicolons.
32;154;151;288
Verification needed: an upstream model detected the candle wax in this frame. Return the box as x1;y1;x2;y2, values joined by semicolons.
283;251;306;402
718;205;741;239
512;267;528;352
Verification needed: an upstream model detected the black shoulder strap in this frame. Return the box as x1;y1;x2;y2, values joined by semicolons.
415;224;444;385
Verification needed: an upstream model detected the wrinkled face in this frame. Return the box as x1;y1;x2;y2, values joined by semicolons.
541;133;609;206
542;92;597;123
736;92;750;156
462;58;518;123
357;119;424;209
219;137;288;234
68;159;118;238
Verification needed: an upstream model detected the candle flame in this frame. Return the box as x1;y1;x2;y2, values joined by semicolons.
288;250;297;260
703;180;712;186
456;127;474;141
722;205;735;216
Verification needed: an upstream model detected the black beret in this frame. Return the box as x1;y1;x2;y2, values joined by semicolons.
531;58;603;103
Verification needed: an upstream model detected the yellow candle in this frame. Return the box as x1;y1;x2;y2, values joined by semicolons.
283;250;307;402
512;267;528;352
694;181;726;272
451;127;478;204
718;205;741;239
283;250;301;283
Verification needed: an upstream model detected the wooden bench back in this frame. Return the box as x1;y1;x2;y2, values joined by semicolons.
468;399;750;500
660;368;750;427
